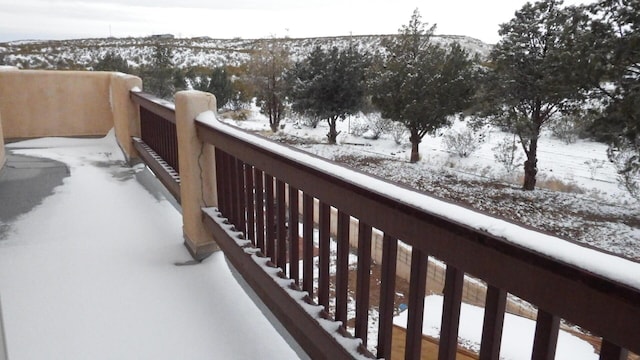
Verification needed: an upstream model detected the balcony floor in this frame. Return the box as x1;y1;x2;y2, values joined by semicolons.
0;133;300;359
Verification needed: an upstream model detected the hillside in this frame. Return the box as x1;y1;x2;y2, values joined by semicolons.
0;34;492;70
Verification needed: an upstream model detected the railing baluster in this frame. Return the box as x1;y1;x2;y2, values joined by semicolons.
276;179;287;270
244;164;256;245
355;221;372;347
236;159;247;233
406;247;428;360
531;310;560;360
377;234;398;359
220;151;232;216
318;201;331;311
335;210;350;326
480;285;507;360
228;154;240;225
302;194;314;296
254;168;265;251
288;186;300;283
215;149;226;214
439;265;465;360
600;340;629;360
265;174;276;259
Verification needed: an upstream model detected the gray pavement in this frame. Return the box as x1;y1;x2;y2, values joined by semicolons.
0;152;69;239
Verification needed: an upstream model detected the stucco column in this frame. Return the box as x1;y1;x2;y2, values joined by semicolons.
110;73;142;163
175;90;219;260
0;110;5;171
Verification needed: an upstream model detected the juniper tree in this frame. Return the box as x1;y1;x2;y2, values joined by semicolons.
188;66;234;110
142;45;177;100
94;51;130;73
372;9;478;162
287;45;369;143
480;0;590;190
578;0;640;197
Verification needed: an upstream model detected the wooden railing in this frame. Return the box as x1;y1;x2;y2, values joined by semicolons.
130;91;180;202
128;90;639;359
195;114;640;360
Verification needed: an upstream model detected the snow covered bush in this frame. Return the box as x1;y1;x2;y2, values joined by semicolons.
584;159;605;180
550;118;580;144
388;121;407;145
608;139;640;200
443;127;484;158
362;113;393;140
349;118;369;137
493;135;523;175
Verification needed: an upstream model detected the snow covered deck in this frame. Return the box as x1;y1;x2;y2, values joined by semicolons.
0;134;300;359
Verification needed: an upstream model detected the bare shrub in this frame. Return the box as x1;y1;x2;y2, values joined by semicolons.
389;121;407;145
443;127;484;157
520;175;584;194
363;113;393;140
493;135;523;174
608;139;640;200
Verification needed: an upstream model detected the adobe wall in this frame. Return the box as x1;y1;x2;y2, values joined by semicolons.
0;69;141;160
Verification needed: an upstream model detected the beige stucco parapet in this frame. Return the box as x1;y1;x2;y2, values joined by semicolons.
109;73;142;162
175;90;220;260
0;69;113;139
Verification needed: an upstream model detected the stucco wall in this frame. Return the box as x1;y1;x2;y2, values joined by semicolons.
0;69;141;149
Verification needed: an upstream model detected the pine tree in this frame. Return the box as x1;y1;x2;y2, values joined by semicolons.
94;51;130;73
480;0;589;190
580;0;640;198
372;9;478;162
142;45;176;100
187;67;233;109
288;45;369;143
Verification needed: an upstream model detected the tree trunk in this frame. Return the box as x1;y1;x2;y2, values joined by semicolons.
327;117;339;144
409;128;421;163
522;137;538;191
269;120;279;133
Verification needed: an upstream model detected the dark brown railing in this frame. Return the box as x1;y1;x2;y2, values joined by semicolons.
130;91;180;202
196;115;640;360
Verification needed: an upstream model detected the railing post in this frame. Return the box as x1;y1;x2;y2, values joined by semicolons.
110;73;142;163
175;90;219;260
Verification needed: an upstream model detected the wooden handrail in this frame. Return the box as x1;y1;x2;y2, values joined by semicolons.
130;91;180;203
130;91;176;124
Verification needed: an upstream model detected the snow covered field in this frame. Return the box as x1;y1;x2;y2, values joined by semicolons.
220;109;640;261
0;132;299;359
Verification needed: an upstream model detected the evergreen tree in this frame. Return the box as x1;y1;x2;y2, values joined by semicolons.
479;0;589;190
94;51;130;73
142;45;176;100
249;38;291;132
372;9;478;162
577;0;640;197
288;45;369;143
193;67;234;110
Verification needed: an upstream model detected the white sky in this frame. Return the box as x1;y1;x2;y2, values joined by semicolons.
0;0;595;44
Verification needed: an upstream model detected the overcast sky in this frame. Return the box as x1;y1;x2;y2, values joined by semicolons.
0;0;595;44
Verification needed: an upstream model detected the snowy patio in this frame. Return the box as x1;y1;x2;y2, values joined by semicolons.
0;133;300;359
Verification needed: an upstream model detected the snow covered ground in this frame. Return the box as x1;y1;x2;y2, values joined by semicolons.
394;295;598;359
0;132;299;359
220;108;640;261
